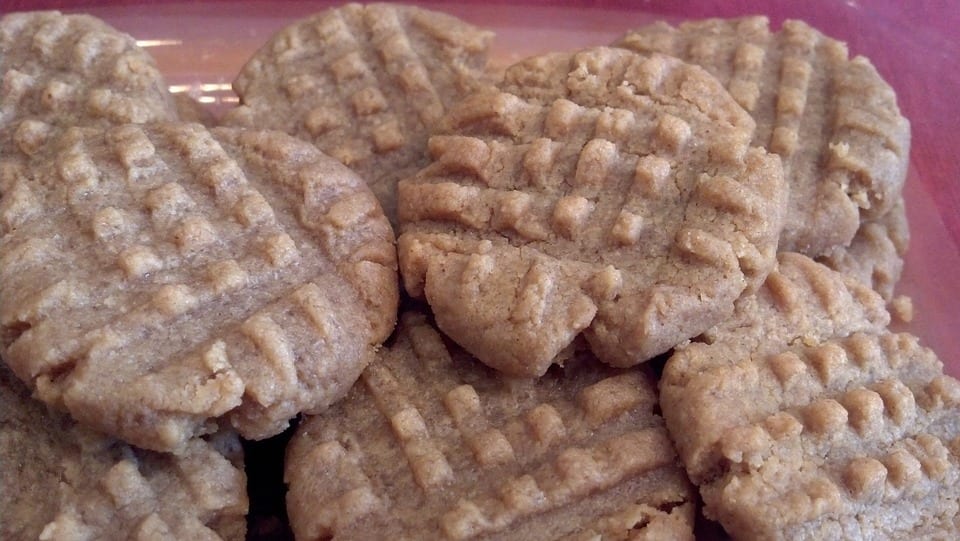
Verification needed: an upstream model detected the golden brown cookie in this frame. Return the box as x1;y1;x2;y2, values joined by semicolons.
0;122;398;452
615;16;911;257
222;2;494;223
0;10;176;140
661;253;960;538
285;312;696;541
397;46;787;376
0;364;248;540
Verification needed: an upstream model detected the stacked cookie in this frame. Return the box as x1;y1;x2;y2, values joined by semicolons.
220;5;704;538
614;17;912;302
0;12;248;539
0;9;399;540
1;5;956;541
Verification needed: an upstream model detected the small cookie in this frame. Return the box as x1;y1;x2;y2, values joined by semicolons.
0;10;176;141
397;46;787;376
661;253;960;538
615;16;911;256
0;364;248;540
0;123;398;452
285;312;696;540
818;198;909;301
222;2;494;222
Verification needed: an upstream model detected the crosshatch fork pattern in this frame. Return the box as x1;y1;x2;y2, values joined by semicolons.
615;16;911;257
397;46;788;375
0;123;397;453
661;253;960;539
286;312;696;541
224;3;494;222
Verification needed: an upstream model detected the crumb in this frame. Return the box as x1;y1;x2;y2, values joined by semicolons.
891;295;914;323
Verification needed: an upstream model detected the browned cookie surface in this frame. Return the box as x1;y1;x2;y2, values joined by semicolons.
0;364;248;541
0;123;397;452
222;2;493;223
615;16;911;256
397;46;787;376
285;312;696;541
661;253;959;538
0;10;176;141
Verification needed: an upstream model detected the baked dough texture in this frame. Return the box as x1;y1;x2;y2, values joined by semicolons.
398;46;787;376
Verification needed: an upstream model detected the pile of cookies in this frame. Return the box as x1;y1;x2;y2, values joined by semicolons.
1;5;956;540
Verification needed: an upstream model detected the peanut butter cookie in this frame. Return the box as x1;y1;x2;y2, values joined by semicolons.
0;364;248;540
398;46;787;376
0;10;176;139
0;123;397;452
661;253;959;538
222;3;494;223
286;312;696;541
615;17;911;256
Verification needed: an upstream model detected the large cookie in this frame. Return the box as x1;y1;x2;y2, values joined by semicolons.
0;10;176;142
0;122;398;452
661;253;960;538
222;2;494;223
285;312;696;540
819;198;909;302
0;364;248;541
615;17;911;256
397;46;787;376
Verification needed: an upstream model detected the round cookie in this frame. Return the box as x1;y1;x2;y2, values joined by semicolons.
0;10;176;140
285;311;696;541
0;122;398;452
818;198;909;302
397;46;787;376
222;2;494;223
0;364;248;540
615;16;911;256
661;253;960;538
